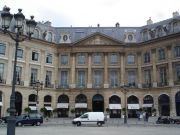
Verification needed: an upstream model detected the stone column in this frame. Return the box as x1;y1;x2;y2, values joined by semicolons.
167;45;174;86
53;53;59;88
153;95;159;116
87;53;92;88
137;52;142;88
104;53;109;88
24;46;31;86
120;52;125;86
170;90;176;116
151;49;157;87
70;53;76;88
6;43;13;85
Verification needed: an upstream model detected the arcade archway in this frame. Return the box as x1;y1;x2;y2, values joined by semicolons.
57;94;69;117
158;94;170;116
75;94;87;117
175;91;180;116
109;95;121;118
92;94;104;112
127;95;139;118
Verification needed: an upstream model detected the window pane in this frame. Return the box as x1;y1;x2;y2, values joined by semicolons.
78;54;85;64
110;54;118;64
61;71;68;86
46;54;52;64
61;55;68;65
0;44;6;55
127;55;135;64
94;54;102;64
175;46;180;57
45;71;52;86
78;70;85;87
0;63;4;81
110;70;118;87
17;48;23;58
30;68;38;83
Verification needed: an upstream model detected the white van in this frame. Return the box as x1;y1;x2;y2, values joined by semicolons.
72;112;105;126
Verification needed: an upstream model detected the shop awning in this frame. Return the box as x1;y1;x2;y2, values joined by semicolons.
45;106;53;111
128;104;140;109
109;104;121;109
29;106;37;110
0;102;3;106
142;104;153;107
57;103;69;108
75;103;87;108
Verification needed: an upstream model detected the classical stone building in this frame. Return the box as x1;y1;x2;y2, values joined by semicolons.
1;10;180;118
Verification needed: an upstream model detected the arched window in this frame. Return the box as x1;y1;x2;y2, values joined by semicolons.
28;94;36;102
48;32;53;42
44;95;52;103
75;94;87;103
109;95;121;104
33;29;39;38
0;91;2;102
127;95;139;104
143;95;153;104
58;94;69;103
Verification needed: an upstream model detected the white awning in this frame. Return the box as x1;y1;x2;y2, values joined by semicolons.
29;106;37;110
109;104;122;109
142;104;153;107
0;102;3;106
128;104;140;110
45;106;53;111
57;103;69;108
75;103;87;108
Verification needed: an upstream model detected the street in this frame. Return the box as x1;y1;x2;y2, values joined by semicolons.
0;125;180;135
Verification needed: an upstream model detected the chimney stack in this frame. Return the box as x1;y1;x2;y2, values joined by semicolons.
173;11;179;18
147;17;153;25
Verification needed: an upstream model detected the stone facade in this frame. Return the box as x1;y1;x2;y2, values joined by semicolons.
1;13;180;118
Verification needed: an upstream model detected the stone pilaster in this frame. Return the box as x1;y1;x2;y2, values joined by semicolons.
70;53;76;88
104;53;109;88
24;46;31;86
151;49;157;87
6;43;13;85
137;52;142;88
167;45;174;86
40;50;45;83
120;52;125;86
153;96;159;116
87;53;92;88
170;90;176;116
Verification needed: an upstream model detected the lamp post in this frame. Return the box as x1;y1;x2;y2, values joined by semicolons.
33;80;43;113
1;6;37;135
121;85;129;124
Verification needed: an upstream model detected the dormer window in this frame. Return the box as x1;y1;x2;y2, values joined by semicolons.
33;29;39;39
173;22;178;33
128;34;133;41
158;28;163;37
142;31;148;41
48;32;53;42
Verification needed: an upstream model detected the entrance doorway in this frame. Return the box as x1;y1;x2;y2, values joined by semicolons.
92;94;104;112
158;94;170;116
15;92;22;116
175;91;180;116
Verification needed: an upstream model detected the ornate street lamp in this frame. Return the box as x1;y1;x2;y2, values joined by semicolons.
33;80;43;113
120;85;129;124
1;6;37;135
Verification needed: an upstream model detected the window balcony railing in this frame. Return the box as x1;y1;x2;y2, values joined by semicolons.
110;84;119;88
157;82;168;87
0;79;6;84
45;83;54;88
15;80;24;86
56;84;69;89
142;83;152;88
92;84;103;88
126;83;138;88
174;80;180;85
76;84;86;89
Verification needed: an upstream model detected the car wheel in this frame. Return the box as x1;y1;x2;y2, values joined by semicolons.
17;122;22;127
77;122;81;126
97;122;102;127
36;122;41;126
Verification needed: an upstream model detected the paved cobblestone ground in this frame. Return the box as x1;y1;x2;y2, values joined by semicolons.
0;125;180;135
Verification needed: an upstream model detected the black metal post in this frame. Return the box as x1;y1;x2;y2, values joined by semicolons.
7;30;19;135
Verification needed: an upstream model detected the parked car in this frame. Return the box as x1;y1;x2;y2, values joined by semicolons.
72;112;105;126
156;116;172;124
16;113;43;126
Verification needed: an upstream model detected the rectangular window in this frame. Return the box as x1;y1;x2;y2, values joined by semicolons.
176;65;180;81
94;70;102;87
144;52;150;63
94;54;102;64
128;71;136;86
110;70;118;87
175;46;180;57
17;48;23;58
60;71;68;87
110;54;118;64
30;68;38;84
78;54;86;64
16;66;22;84
159;49;165;60
127;55;135;64
144;69;151;84
77;70;85;87
0;63;4;82
159;67;167;84
32;51;39;61
0;43;6;55
46;54;52;64
45;71;52;86
61;55;68;65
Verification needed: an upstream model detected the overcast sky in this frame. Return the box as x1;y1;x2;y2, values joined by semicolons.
1;0;180;27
